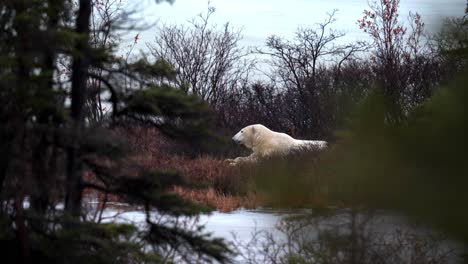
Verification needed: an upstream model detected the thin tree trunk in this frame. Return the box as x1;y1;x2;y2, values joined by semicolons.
30;0;63;216
65;0;91;219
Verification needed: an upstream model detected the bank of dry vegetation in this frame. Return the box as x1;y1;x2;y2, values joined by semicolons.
100;127;259;212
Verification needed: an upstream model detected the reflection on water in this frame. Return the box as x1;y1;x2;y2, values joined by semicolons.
98;206;462;263
100;207;290;243
200;208;291;243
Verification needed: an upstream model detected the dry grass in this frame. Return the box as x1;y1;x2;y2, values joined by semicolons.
172;186;258;213
103;127;255;212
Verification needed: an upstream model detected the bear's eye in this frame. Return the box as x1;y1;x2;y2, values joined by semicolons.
240;130;243;133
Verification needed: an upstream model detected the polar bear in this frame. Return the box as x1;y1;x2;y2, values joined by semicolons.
226;124;327;166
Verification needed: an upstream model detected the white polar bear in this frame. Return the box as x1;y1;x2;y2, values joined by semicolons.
226;124;327;166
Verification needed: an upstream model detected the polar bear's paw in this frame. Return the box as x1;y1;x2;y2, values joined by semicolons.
225;156;257;166
225;158;238;166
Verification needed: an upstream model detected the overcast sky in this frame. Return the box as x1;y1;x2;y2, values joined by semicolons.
122;0;466;54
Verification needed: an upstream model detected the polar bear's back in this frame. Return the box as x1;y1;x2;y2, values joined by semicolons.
241;124;328;156
294;139;327;149
256;126;327;152
254;129;297;155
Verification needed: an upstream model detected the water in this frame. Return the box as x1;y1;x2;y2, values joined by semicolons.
100;207;287;244
98;206;462;263
200;208;287;243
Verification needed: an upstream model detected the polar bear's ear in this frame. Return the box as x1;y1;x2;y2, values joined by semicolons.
251;125;256;134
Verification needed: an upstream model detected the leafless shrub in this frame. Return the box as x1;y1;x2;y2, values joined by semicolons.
247;10;369;138
147;5;255;109
358;0;440;117
259;10;367;92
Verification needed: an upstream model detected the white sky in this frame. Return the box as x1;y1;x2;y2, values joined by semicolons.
122;0;466;53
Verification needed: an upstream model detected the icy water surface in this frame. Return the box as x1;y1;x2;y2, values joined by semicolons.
100;206;289;244
97;206;462;263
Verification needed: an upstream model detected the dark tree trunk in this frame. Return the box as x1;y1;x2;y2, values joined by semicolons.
30;0;63;216
65;0;91;219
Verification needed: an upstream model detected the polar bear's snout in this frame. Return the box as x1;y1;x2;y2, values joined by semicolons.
232;131;243;144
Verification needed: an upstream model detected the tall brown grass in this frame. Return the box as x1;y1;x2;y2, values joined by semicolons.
105;127;256;212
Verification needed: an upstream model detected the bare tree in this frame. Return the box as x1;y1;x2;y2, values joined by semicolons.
146;6;254;108
86;0;125;123
259;10;367;94
358;0;435;118
430;15;468;75
255;10;367;138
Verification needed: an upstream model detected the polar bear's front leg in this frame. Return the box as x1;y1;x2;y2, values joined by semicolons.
226;153;259;166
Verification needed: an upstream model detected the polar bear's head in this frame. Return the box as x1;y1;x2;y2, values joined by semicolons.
232;124;265;149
